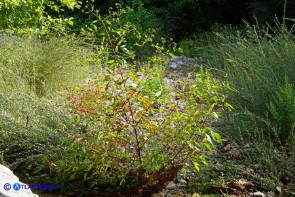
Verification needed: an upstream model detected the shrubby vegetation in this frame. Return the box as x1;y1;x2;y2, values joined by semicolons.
0;35;95;169
182;23;295;193
0;1;230;196
34;64;228;195
1;0;295;196
196;24;295;143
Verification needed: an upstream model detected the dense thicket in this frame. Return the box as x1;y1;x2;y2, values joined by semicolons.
1;0;295;196
1;0;294;40
72;0;295;40
133;0;295;40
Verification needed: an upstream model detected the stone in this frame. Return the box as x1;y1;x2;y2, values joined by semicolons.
179;179;187;186
0;164;39;197
166;181;177;190
168;56;200;69
169;62;178;69
251;191;266;197
275;186;282;194
243;143;251;148
192;193;200;197
151;192;165;197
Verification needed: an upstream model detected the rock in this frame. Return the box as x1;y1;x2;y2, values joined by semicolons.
204;151;214;156
151;192;165;197
166;181;177;190
246;167;255;174
251;191;266;197
275;186;282;194
169;62;178;69
253;164;260;169
243;143;251;148
266;191;275;196
168;56;200;69
192;193;200;197
0;164;39;197
179;179;187;186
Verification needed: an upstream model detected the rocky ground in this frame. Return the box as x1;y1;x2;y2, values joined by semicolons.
153;170;276;197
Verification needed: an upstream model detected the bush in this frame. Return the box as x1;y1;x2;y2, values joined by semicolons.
267;79;295;143
80;3;166;62
39;60;230;195
0;0;81;37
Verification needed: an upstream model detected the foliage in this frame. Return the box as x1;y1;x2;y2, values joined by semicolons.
0;35;96;170
0;55;67;170
195;24;295;143
80;3;163;62
185;23;295;194
38;62;230;195
2;0;295;41
0;35;94;97
190;140;291;195
0;0;81;37
122;0;161;36
267;79;295;143
247;0;295;26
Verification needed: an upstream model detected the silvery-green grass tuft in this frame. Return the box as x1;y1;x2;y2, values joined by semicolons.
196;24;295;143
0;35;97;169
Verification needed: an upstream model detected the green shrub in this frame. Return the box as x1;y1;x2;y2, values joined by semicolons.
0;0;81;37
80;3;165;62
267;79;295;143
122;0;162;37
39;61;230;195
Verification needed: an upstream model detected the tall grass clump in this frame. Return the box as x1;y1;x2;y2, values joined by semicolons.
0;71;69;168
0;36;96;97
199;24;295;143
185;24;295;190
0;35;96;170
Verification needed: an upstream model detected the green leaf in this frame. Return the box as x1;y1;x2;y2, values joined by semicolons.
70;173;76;180
214;132;222;143
105;20;111;25
225;102;234;110
168;52;174;57
209;103;215;112
84;172;88;180
198;155;208;166
193;162;200;172
69;117;75;123
67;20;74;26
107;60;115;64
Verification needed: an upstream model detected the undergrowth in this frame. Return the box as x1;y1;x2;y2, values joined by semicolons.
1;2;295;195
185;23;295;194
0;35;96;171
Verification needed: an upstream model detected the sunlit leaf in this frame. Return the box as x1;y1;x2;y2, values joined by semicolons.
107;59;115;64
193;162;200;172
105;20;111;25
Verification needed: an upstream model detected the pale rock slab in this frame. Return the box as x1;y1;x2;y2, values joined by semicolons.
0;164;39;197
